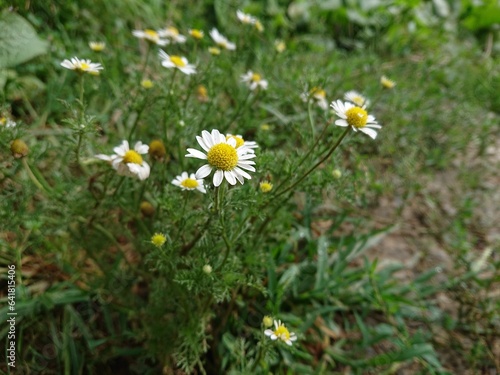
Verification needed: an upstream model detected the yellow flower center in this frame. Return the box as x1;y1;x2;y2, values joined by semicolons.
345;107;368;128
151;233;166;247
311;87;326;98
351;96;365;106
260;181;273;193
209;47;221;55
226;135;244;148
0;117;6;125
207;143;238;171
274;325;291;340
145;29;158;39
181;178;199;189
190;29;203;39
251;73;261;82
123;150;143;164
80;62;90;71
170;55;186;67
167;27;179;36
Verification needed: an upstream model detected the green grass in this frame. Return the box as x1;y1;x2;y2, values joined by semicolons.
1;1;499;374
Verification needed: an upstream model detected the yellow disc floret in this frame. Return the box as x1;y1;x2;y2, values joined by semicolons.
145;29;158;38
260;181;273;193
251;73;261;82
207;143;238;171
226;135;244;148
170;56;186;67
181;178;199;189
151;233;166;247
123;150;143;165
274;323;291;341
345;107;368;128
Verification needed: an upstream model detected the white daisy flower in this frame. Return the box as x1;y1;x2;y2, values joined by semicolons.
172;172;206;193
236;10;257;25
264;320;298;346
132;29;169;46
0;116;16;128
225;134;258;154
241;71;268;91
96;140;150;180
189;29;204;40
380;75;396;89
186;129;256;187
330;100;382;140
60;57;103;74
89;41;106;52
344;91;370;107
209;28;236;51
301;87;328;110
158;50;196;75
159;26;187;44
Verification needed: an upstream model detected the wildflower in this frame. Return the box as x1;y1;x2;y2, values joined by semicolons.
158;50;196;75
260;123;271;131
208;47;221;55
225;134;258;154
332;169;342;179
301;87;328;110
380;75;396;89
241;71;268;91
263;316;273;328
264;320;297;346
10;139;29;158
196;85;209;102
89;41;105;52
209;28;236;50
189;29;204;40
159;26;186;44
237;10;257;25
96;140;150;180
151;233;166;248
149;139;166;160
140;201;155;217
344;91;370;107
132;29;168;46
0;115;16;128
172;172;206;193
60;57;103;74
275;40;286;53
330;100;382;139
254;20;264;32
260;181;273;193
141;79;154;89
203;264;212;274
186;129;256;187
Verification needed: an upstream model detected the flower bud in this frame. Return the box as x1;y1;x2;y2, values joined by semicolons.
263;315;273;328
149;140;166;160
11;139;29;158
203;264;212;274
140;201;155;217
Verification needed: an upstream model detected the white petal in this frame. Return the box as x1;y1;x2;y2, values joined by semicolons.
233;167;251;180
264;329;273;337
202;130;214;148
196;136;210;152
224;171;236;185
134;142;149;154
186;148;207;160
213;170;224;186
196;164;212;179
335;119;349;127
359;127;378;139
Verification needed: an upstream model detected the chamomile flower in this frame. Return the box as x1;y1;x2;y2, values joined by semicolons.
330;100;382;140
241;71;268;91
260;181;273;193
96;140;150;180
301;87;328;110
237;10;257;25
344;91;370;107
151;233;166;248
60;57;103;74
380;75;396;89
264;320;297;346
275;40;286;53
0;115;16;128
132;29;169;46
189;29;204;40
186;129;256;187
159;26;186;44
89;41;105;52
209;28;236;50
172;172;206;193
225;134;258;154
158;50;196;75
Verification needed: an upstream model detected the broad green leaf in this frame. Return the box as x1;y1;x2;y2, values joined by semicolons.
0;11;49;69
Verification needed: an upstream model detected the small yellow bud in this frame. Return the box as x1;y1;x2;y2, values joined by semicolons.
260;181;273;193
11;139;29;158
151;233;166;248
332;169;342;179
255;20;264;32
380;75;396;89
203;264;212;274
149;140;166;160
263;316;273;328
141;79;154;89
140;201;155;217
196;85;209;103
260;123;270;131
274;40;286;53
189;29;204;40
208;47;221;55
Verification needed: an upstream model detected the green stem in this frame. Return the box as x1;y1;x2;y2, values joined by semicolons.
22;158;49;193
274;126;351;199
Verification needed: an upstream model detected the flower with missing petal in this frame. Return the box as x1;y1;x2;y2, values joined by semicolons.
96;140;150;180
172;172;206;193
264;320;297;346
241;71;268;91
186;129;256;187
330;100;382;139
159;26;186;44
344;91;370;107
209;28;236;50
132;29;168;46
61;57;103;74
158;50;196;75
